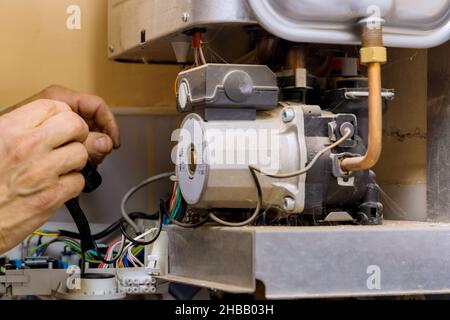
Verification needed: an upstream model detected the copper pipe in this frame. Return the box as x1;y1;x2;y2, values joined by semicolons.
340;62;382;171
340;24;384;172
286;44;305;69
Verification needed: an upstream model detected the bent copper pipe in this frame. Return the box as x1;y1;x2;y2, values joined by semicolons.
340;24;384;173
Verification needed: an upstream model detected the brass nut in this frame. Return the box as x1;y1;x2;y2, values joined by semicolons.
360;47;387;64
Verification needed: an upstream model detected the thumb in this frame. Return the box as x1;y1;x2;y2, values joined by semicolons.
84;132;113;166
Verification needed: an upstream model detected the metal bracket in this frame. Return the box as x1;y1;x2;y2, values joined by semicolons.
344;90;395;100
330;152;360;179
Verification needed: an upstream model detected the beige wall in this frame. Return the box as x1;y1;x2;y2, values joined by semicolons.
375;48;427;185
0;0;178;111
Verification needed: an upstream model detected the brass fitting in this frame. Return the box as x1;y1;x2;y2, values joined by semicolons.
360;46;387;64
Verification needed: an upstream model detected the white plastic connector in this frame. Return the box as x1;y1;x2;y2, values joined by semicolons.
145;231;168;276
146;255;160;275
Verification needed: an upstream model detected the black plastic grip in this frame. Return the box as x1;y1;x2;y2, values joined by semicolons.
80;161;102;193
64;160;103;258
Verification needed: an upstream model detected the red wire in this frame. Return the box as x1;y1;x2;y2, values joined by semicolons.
192;32;202;49
169;182;178;212
98;239;122;268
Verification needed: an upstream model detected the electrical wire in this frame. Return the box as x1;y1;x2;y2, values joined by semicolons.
198;46;207;65
92;236;125;265
28;212;157;267
126;245;144;267
61;169;172;266
119;205;163;246
121;171;174;233
163;182;207;227
58;212;158;240
162;199;209;228
249;128;352;179
98;238;124;269
194;48;199;66
115;227;160;282
169;184;184;221
29;237;100;264
32;231;59;237
205;46;228;64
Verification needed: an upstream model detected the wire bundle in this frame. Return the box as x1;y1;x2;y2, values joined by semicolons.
27;232;147;269
27;234;100;264
26;210;160;269
163;182;185;225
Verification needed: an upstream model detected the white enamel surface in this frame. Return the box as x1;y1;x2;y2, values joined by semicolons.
248;0;450;48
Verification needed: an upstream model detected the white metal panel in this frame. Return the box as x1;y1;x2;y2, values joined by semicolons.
248;0;450;48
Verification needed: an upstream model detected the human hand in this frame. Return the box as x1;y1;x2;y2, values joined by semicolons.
29;85;120;165
0;99;89;253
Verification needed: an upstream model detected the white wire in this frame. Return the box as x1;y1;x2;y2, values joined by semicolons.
194;48;199;66
199;46;207;65
102;236;124;269
115;227;158;282
121;172;174;233
206;46;228;64
127;247;138;267
249;129;351;179
127;245;144;267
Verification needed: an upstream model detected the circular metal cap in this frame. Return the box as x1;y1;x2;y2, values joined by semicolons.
177;114;209;205
223;70;253;102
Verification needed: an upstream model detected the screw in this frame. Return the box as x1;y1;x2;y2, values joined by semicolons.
282;196;296;212
281;108;295;123
108;45;115;53
181;12;190;22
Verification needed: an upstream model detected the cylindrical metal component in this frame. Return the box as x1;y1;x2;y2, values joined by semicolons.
176;107;308;213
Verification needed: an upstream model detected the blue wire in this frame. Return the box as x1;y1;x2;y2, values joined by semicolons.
123;253;129;268
35;246;45;256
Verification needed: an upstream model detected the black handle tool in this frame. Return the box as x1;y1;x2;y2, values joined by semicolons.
64;161;102;272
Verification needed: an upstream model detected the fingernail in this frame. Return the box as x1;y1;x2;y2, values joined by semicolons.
95;136;110;153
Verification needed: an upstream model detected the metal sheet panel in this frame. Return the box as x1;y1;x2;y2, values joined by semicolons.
166;226;255;293
108;0;450;63
427;41;450;221
164;221;450;298
249;0;450;48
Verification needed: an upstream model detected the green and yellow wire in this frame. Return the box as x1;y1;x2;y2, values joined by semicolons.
27;230;101;264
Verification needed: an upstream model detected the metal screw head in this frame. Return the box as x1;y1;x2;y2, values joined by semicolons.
181;12;190;22
282;196;296;212
281;108;295;123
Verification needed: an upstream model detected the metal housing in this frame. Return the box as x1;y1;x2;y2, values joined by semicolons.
108;0;450;64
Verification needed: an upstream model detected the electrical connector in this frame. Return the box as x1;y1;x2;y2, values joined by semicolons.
119;275;157;295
